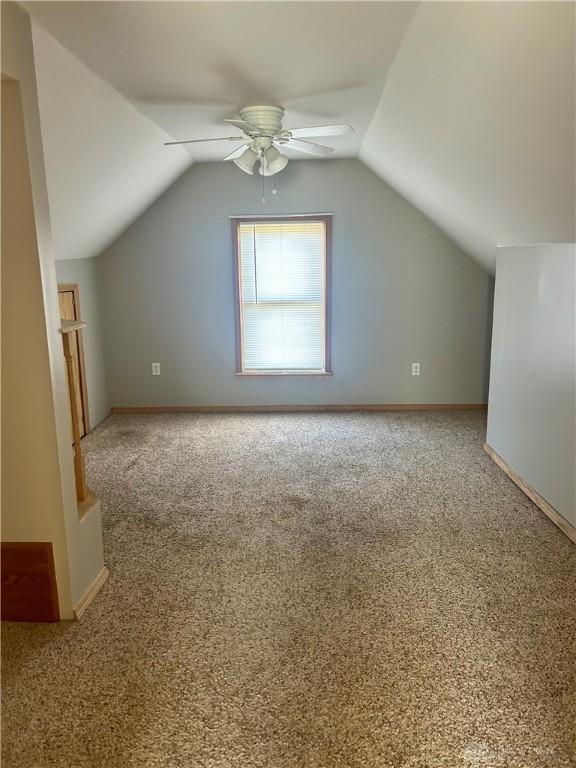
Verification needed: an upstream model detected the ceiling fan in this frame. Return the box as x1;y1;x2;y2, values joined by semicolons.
164;105;354;176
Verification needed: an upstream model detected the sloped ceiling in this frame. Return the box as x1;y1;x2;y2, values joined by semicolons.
26;1;418;160
360;1;575;271
26;2;575;270
31;22;192;260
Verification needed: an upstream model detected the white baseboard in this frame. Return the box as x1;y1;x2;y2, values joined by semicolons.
73;566;109;620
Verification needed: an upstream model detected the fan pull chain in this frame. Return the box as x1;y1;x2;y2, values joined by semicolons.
272;175;277;195
261;169;266;204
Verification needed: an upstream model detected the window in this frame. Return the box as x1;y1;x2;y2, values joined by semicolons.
233;216;331;375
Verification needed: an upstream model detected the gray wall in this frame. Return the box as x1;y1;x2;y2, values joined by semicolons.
487;244;576;526
55;257;110;427
97;159;493;407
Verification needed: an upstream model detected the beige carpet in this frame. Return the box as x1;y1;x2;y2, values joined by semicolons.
2;411;575;768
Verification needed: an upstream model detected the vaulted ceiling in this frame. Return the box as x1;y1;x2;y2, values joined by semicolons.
26;1;575;270
31;23;192;262
360;1;575;269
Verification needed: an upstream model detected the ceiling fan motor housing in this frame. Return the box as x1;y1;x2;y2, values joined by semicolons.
239;106;284;136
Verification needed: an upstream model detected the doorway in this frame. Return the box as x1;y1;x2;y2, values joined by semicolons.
58;284;90;437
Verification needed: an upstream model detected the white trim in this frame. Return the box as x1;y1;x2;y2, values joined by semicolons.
73;566;109;620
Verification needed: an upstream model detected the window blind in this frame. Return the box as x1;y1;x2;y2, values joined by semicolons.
235;219;328;372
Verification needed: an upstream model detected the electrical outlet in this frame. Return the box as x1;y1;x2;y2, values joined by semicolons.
152;362;161;376
411;362;421;376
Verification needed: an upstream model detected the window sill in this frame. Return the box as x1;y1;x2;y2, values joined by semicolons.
236;371;333;378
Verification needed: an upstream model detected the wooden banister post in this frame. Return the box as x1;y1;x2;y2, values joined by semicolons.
61;321;88;503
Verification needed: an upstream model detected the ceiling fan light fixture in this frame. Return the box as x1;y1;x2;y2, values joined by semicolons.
259;145;288;177
234;147;258;175
163;106;353;180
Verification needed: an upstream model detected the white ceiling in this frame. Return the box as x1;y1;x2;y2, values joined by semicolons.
31;22;191;261
360;1;576;271
25;1;418;160
25;1;575;270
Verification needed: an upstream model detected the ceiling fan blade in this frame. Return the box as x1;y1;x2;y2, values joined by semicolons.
164;136;244;146
280;138;334;157
222;143;251;162
223;118;260;134
289;124;354;139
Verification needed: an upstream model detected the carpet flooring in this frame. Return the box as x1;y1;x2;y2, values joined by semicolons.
2;411;575;768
